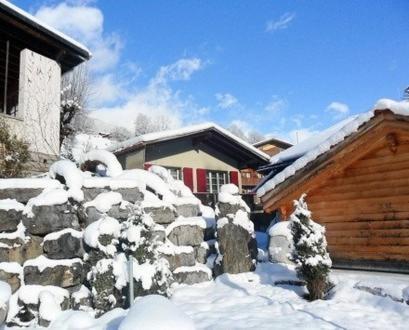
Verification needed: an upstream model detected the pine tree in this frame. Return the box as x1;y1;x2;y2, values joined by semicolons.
290;194;332;300
120;208;173;298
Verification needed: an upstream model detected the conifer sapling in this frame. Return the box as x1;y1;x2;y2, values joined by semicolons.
290;194;332;300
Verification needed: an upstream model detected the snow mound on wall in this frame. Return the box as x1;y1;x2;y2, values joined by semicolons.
39;290;62;323
0;281;11;308
0;222;27;242
0;178;62;190
83;177;142;189
148;165;198;201
0;199;24;211
257;99;409;196
68;133;114;163
43;228;83;242
24;188;70;217
17;285;69;306
118;169;177;204
217;209;254;234
220;183;239;195
268;221;293;241
23;255;83;272
83;191;123;213
81;149;123;177
83;215;121;255
49;159;84;201
119;295;196;330
218;184;250;213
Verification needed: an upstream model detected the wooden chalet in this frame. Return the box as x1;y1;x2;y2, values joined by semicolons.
257;100;409;273
241;137;292;193
110;123;270;206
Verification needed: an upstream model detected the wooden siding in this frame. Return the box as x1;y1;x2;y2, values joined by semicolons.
307;135;409;272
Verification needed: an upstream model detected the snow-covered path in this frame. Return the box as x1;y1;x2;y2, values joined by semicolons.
172;263;409;329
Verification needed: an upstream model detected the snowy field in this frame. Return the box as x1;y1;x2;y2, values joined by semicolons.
2;262;409;329
172;263;409;330
2;230;409;330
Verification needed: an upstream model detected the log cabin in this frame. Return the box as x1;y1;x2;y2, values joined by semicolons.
256;99;409;273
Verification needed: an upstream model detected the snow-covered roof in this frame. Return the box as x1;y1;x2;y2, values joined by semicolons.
257;99;409;197
253;136;292;148
109;123;270;162
0;0;91;59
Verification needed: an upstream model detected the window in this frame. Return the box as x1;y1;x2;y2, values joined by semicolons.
0;38;20;117
166;167;183;181
206;171;228;193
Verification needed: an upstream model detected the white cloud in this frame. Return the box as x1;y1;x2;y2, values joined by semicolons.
35;2;122;73
264;96;287;113
326;101;350;119
230;119;251;133
153;58;202;84
266;12;296;32
215;93;239;109
34;2;207;131
90;58;203;131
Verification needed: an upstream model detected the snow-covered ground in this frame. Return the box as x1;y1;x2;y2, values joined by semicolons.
172;263;409;329
1;263;408;329
1;229;408;329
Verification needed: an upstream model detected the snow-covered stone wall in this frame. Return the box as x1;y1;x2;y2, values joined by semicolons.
0;160;215;327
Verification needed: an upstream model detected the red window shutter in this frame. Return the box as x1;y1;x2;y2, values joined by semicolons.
144;163;152;170
183;167;194;191
196;168;207;193
230;171;239;186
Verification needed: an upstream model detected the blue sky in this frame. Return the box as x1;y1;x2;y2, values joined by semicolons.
14;0;409;142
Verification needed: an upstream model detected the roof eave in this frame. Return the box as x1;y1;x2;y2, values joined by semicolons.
258;111;401;211
0;1;91;61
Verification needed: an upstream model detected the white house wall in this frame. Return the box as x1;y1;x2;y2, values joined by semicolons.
18;49;61;157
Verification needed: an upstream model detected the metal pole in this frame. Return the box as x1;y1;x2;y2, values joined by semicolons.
3;40;9;114
128;255;134;307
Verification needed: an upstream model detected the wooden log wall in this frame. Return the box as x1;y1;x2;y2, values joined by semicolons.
307;136;409;272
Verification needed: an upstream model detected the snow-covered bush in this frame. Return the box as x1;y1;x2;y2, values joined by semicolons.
84;205;172;315
120;207;173;298
0;119;30;178
290;194;332;300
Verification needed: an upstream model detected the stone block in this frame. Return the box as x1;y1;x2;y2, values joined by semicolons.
161;248;196;271
114;187;144;203
23;204;80;235
167;225;204;247
173;264;212;285
0;209;22;232
0;188;42;204
43;230;84;259
143;206;176;225
23;257;84;288
174;203;200;218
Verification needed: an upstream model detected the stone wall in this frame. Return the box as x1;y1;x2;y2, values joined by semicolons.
0;173;215;326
